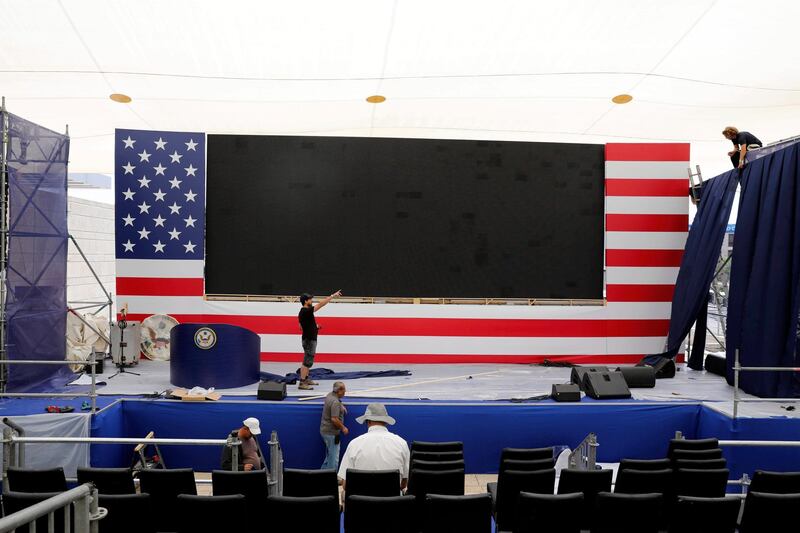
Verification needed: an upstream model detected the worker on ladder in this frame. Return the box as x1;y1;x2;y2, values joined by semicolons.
722;126;762;169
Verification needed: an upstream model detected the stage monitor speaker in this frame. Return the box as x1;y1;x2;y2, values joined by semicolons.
110;321;141;365
651;358;676;379
615;366;656;388
551;383;581;402
258;381;287;401
583;371;632;400
570;366;610;391
704;353;726;377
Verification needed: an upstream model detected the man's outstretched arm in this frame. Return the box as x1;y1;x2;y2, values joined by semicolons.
314;290;342;312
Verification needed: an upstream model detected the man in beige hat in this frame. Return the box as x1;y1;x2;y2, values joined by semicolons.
337;403;410;490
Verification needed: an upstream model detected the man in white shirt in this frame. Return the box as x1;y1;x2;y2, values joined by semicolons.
337;403;410;490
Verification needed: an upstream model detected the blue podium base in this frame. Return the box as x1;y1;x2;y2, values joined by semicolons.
170;323;260;389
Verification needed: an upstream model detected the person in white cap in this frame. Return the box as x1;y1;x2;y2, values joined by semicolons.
337;403;410;490
221;417;264;471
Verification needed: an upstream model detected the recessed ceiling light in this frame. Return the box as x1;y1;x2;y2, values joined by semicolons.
110;93;132;103
366;95;386;104
612;94;633;104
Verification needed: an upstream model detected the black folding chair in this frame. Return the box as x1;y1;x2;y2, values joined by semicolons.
667;438;719;459
282;468;339;499
211;469;270;531
499;458;554;474
619;458;671;472
411;441;464;454
556;468;613;529
614;468;672;495
670;448;724;461
673;458;727;471
176;494;247;532
410;451;464;463
594;492;662;533
422;494;492;533
267;495;340;533
673;468;729;498
6;467;67;493
669;495;741;533
406;468;465;508
740;491;800;533
515;492;583;533
98;493;156;533
748;470;800;494
411;459;465;472
500;447;553;462
77;467;136;494
137;468;197;532
344;469;402;498
493;468;556;532
346;495;417;533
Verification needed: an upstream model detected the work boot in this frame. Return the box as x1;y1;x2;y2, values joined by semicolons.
298;380;314;390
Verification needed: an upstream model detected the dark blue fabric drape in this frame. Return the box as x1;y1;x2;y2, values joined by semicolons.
726;143;800;398
643;172;738;366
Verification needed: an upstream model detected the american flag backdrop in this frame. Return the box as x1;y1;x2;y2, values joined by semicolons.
116;131;689;364
115;129;206;297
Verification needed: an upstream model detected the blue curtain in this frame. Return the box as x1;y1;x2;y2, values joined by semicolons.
4;113;71;391
726;143;800;398
643;172;738;367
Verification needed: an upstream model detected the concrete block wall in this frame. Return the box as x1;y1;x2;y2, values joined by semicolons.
67;196;115;309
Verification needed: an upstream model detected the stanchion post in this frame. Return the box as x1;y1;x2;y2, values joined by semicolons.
90;351;96;413
733;349;740;419
2;426;10;492
224;433;240;472
587;433;598;470
74;488;91;533
268;430;281;495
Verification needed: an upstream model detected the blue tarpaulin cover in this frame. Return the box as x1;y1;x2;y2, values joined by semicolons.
260;367;412;385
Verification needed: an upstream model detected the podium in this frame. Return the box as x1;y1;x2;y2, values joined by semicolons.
170;323;260;389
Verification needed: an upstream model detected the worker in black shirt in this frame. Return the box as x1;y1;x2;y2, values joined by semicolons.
723;126;762;169
297;290;342;390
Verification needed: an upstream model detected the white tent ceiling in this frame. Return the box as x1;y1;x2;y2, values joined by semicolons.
2;0;799;188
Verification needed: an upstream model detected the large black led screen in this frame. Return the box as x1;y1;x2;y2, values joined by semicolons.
205;135;604;299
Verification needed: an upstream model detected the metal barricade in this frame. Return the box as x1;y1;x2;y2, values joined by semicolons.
567;433;598;470
1;433;245;490
0;483;105;533
0;352;99;413
732;349;800;418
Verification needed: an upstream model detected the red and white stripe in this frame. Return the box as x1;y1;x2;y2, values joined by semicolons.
116;143;689;364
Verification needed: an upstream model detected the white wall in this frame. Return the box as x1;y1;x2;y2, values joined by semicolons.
67;196;115;309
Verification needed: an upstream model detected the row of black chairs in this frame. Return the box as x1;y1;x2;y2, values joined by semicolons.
9;487;797;533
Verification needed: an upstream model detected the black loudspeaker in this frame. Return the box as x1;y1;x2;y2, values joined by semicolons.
615;366;656;388
704;353;726;377
570;366;609;391
257;381;287;401
551;383;581;402
583;372;632;400
650;357;676;379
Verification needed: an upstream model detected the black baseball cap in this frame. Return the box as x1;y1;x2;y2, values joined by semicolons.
299;293;313;305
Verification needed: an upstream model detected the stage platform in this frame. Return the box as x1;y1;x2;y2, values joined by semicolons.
0;362;798;487
63;359;800;419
